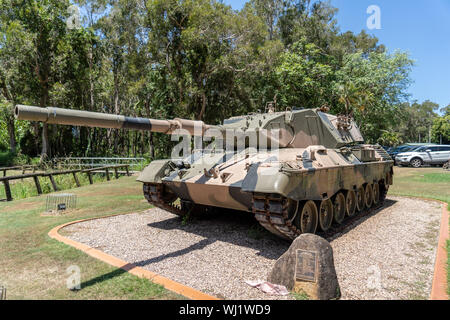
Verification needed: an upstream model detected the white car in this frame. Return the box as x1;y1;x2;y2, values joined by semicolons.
395;145;450;167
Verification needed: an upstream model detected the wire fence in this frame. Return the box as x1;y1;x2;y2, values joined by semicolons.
52;157;147;171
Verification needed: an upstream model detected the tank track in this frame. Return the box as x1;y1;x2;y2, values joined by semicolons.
252;184;389;240
144;182;389;241
143;183;187;217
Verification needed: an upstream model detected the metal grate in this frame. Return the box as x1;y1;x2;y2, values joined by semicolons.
46;193;77;212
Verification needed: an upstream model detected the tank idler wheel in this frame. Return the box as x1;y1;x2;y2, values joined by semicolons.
346;190;357;217
318;199;333;231
356;186;365;212
333;192;346;225
364;184;373;209
372;182;380;205
296;200;318;234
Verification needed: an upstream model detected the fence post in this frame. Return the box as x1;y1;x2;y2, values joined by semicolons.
49;175;58;191
87;172;93;184
33;176;42;195
3;180;13;201
73;172;81;187
114;167;119;179
105;168;110;181
125;165;130;176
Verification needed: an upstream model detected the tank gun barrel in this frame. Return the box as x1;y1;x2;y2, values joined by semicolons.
14;105;211;136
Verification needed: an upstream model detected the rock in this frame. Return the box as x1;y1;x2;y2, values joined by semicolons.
268;233;340;300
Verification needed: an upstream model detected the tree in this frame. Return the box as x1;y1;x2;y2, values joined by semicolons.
377;130;402;147
0;0;425;161
431;115;450;144
333;51;414;142
250;0;283;40
0;7;35;153
0;0;74;160
275;38;335;108
441;104;450;116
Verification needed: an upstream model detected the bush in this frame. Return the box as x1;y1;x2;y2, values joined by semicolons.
0;150;32;167
0;150;16;166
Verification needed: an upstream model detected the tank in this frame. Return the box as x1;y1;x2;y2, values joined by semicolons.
15;104;394;240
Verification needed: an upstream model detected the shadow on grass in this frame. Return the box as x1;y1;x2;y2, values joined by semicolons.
135;238;216;267
79;266;129;289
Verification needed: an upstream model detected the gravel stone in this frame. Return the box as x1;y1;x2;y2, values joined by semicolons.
62;196;442;300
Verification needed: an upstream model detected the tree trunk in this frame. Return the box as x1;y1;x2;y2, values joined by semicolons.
41;123;49;161
88;47;94;111
113;62;120;154
7;116;16;153
197;91;207;120
149;132;155;159
0;78;17;152
39;86;50;162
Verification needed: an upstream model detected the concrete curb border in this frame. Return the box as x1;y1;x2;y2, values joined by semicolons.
48;214;219;300
431;203;449;300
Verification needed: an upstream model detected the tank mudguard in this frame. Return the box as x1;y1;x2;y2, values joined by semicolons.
241;163;290;196
136;159;173;183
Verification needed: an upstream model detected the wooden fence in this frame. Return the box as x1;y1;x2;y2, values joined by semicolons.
0;164;130;202
1;165;38;177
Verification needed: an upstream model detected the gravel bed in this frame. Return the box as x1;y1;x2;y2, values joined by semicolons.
62;196;442;300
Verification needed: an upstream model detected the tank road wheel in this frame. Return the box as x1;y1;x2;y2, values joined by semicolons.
364;184;373;209
333;192;346;225
356;186;365;212
372;182;381;206
295;200;318;234
318;199;333;231
286;199;300;221
346;190;357;217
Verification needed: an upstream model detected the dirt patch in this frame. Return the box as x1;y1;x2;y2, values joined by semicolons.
10;201;42;211
40;209;80;217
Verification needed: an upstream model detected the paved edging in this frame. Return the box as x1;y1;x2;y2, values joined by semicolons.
48;214;219;300
431;202;449;300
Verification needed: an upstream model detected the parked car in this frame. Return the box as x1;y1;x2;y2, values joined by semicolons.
395;145;450;168
388;145;423;161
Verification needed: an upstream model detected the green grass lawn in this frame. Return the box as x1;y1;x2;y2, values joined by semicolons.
389;167;450;206
0;176;182;300
389;166;450;297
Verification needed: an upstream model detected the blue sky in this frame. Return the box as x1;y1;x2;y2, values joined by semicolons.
223;0;450;111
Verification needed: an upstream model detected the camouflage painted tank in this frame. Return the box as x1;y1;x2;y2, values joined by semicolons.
15;104;393;240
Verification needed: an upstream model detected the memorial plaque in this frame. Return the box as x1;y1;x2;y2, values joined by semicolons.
57;203;67;211
295;249;318;282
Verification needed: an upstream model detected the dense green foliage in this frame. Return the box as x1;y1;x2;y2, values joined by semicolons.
0;0;447;162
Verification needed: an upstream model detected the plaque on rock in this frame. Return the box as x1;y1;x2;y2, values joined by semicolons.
295;249;318;283
268;233;340;300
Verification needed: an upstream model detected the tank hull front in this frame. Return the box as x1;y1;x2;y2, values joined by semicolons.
163;180;252;212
